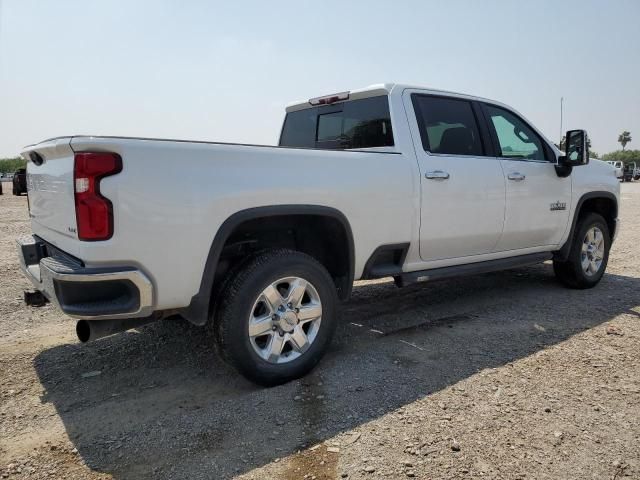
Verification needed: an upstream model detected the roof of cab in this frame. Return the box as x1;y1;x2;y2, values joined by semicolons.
284;83;496;113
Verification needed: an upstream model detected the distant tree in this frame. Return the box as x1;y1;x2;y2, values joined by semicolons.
590;150;599;159
0;157;26;174
618;131;632;150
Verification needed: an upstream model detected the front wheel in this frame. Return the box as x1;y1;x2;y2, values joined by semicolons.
553;213;610;289
214;249;338;386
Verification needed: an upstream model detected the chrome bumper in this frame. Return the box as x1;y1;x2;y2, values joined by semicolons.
17;235;154;320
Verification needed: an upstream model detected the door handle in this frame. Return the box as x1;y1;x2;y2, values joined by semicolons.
508;172;526;181
425;170;450;180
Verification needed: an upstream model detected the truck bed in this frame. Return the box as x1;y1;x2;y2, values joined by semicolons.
22;135;416;312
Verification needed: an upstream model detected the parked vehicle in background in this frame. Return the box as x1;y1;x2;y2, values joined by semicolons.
622;163;636;182
0;172;12;194
17;83;620;385
606;161;624;180
12;168;27;195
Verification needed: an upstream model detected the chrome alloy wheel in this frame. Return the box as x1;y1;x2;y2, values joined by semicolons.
581;226;605;277
248;277;322;364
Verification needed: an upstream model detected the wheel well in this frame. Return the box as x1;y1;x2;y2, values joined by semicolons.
578;196;617;238
554;193;617;263
213;214;353;303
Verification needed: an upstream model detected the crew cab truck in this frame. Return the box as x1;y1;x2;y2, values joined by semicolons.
17;84;620;386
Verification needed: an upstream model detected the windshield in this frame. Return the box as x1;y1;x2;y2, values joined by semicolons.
279;96;394;150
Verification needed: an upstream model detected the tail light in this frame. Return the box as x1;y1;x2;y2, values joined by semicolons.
74;152;122;241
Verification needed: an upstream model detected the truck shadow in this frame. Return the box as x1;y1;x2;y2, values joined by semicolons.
33;264;640;479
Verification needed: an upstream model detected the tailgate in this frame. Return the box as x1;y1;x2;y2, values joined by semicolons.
21;138;77;240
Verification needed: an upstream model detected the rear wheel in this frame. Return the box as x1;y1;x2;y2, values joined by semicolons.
553;213;610;289
214;249;338;386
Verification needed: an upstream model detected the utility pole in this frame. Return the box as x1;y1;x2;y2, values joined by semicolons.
559;97;564;145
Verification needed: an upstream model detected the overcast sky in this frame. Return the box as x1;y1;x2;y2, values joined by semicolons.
0;0;638;157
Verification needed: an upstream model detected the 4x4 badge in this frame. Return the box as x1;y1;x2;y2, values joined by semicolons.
550;201;566;211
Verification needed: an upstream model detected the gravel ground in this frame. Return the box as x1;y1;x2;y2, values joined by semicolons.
0;181;638;479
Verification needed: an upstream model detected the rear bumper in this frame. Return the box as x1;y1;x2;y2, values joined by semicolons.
17;235;154;320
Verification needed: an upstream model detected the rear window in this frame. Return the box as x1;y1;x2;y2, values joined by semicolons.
279;96;394;149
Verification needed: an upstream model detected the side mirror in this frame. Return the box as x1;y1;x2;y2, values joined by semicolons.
562;129;589;166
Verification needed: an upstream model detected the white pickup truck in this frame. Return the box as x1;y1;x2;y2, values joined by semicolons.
17;84;620;385
606;160;624;181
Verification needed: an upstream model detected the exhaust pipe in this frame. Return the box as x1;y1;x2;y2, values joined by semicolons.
76;315;159;343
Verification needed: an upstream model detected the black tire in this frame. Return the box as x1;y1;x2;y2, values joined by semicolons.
215;248;338;386
553;212;610;289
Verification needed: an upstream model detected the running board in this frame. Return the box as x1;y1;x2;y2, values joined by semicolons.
396;252;553;287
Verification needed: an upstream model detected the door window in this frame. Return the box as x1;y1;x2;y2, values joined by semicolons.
485;105;547;161
411;95;484;156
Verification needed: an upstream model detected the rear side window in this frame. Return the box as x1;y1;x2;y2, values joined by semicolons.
279;96;394;149
411;95;484;156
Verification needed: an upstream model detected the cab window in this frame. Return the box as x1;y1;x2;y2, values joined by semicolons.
279;96;394;149
484;104;548;161
411;95;484;156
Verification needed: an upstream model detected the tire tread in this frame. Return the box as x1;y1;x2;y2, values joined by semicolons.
553;212;610;289
215;248;338;386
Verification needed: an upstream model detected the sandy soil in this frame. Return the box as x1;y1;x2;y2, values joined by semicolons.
0;181;638;479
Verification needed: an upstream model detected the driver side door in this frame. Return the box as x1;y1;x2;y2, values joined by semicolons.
482;103;571;251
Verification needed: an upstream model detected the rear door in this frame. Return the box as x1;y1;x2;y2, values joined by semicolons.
481;103;571;250
404;92;505;261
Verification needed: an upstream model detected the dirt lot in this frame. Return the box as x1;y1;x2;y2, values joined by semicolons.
0;181;638;479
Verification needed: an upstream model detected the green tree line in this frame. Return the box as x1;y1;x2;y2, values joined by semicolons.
0;157;27;174
601;149;640;164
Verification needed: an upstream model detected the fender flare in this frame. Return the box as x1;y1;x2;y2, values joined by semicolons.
181;205;355;325
554;191;618;262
